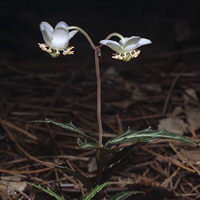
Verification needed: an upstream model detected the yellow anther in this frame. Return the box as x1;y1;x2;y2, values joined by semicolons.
63;46;75;55
38;42;75;57
112;50;141;61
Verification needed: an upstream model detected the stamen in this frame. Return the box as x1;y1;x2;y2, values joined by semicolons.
131;50;141;58
46;48;52;53
38;43;75;57
112;50;141;61
55;50;60;55
63;46;75;55
112;53;123;60
38;43;52;53
38;43;47;51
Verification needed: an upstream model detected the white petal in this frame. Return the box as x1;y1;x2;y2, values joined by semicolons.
124;37;152;51
55;21;68;29
50;28;69;50
137;38;152;48
123;36;141;51
69;30;78;40
119;36;140;46
100;40;123;53
124;36;141;46
40;21;53;32
40;22;53;45
124;44;138;52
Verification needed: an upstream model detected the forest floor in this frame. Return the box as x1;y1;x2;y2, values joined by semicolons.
0;1;200;199
1;45;200;199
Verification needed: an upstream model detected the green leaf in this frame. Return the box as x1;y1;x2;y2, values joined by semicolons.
109;191;144;200
106;127;197;146
29;118;98;143
77;138;119;152
56;165;94;191
77;138;100;149
83;182;109;200
28;183;65;200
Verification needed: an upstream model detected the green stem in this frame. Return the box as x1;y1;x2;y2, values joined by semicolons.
104;32;125;41
66;26;95;50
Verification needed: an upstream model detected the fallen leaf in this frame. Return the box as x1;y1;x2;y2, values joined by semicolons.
158;117;188;134
88;157;97;173
180;149;200;165
0;176;27;196
185;106;200;130
115;177;134;187
0;185;7;200
183;88;198;101
172;106;183;117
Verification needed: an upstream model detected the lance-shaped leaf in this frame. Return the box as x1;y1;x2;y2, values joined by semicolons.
56;165;94;191
109;191;144;200
83;182;109;200
28;183;65;200
106;128;197;146
77;138;119;152
29;118;98;143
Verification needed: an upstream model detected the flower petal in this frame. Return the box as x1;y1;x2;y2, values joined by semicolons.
40;21;53;32
50;28;69;50
119;36;140;46
123;36;141;51
137;38;152;48
124;36;141;46
40;22;53;45
100;40;123;53
55;21;69;29
69;30;78;40
124;37;152;51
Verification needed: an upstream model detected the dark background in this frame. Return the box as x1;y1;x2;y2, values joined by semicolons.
1;0;200;63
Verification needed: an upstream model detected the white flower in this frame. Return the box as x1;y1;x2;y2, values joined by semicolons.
38;21;78;57
100;36;152;61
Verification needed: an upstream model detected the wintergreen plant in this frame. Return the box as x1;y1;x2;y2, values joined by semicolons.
29;21;198;200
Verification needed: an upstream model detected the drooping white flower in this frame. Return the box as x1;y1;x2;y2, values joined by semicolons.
100;36;152;61
38;21;78;57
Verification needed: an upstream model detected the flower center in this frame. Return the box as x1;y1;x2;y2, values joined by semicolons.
112;50;141;62
38;43;75;58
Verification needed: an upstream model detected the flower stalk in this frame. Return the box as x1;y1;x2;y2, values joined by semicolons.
66;26;96;50
94;46;103;147
66;26;103;146
104;32;125;42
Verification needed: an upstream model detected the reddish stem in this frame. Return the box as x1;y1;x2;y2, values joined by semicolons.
94;46;103;146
